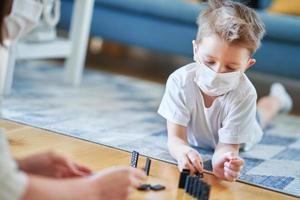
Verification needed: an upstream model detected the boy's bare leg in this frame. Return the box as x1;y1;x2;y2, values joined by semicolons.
257;96;281;129
257;83;293;129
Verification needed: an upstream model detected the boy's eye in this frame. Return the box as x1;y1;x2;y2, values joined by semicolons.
205;61;215;65
226;66;235;71
227;65;240;71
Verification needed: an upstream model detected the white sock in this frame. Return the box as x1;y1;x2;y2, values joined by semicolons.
269;83;293;113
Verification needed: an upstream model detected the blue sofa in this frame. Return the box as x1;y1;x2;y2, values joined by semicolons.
58;0;300;80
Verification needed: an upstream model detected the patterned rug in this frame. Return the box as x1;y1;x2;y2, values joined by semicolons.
1;63;300;197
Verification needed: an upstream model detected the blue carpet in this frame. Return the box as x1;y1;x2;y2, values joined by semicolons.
2;63;300;197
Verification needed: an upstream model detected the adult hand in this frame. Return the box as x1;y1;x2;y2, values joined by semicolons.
17;151;92;178
90;166;146;200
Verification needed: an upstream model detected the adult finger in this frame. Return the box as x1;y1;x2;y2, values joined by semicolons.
128;175;142;188
74;163;92;175
129;168;146;181
58;158;88;177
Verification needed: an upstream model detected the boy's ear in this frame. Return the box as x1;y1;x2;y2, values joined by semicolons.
246;58;256;70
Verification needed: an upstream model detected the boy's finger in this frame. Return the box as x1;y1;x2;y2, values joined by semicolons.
224;167;240;179
224;162;243;172
225;152;236;160
224;171;236;182
185;160;196;174
187;154;203;173
179;156;196;174
190;159;203;174
230;159;244;166
194;160;203;173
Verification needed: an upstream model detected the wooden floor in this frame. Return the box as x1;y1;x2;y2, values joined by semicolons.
1;119;297;200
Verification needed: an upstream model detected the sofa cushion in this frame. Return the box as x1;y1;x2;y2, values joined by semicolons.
94;0;205;24
258;11;300;44
61;0;300;45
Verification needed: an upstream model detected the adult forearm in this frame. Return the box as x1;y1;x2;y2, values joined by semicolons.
16;159;29;173
21;175;90;200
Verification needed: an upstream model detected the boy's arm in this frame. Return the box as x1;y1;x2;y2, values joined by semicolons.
212;142;240;163
167;121;189;159
167;121;203;174
212;142;244;181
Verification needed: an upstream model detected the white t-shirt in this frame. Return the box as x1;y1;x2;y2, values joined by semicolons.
0;130;28;200
2;0;42;40
0;0;42;199
158;63;263;150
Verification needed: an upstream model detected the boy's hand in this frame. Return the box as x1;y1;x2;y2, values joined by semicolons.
177;147;203;174
17;151;92;178
212;152;244;182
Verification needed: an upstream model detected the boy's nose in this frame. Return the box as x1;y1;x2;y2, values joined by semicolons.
211;64;226;73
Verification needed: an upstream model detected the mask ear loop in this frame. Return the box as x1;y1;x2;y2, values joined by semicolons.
192;40;199;63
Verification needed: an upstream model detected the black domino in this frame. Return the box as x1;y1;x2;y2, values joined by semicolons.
144;158;151;176
178;169;190;188
184;176;192;193
188;176;195;195
196;179;203;198
200;183;211;200
130;151;139;168
150;184;165;191
138;184;151;191
192;178;199;197
180;170;211;200
191;177;198;196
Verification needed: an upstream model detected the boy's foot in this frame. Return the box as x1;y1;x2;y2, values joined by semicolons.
270;83;293;113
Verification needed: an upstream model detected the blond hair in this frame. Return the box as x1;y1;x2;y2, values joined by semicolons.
196;0;265;53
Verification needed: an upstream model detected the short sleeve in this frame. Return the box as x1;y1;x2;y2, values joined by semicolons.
158;74;190;126
218;94;257;144
0;130;28;200
3;0;42;40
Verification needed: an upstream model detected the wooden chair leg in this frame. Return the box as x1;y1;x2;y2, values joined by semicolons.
0;44;16;96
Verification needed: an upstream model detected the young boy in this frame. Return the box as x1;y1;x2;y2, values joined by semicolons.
158;0;292;182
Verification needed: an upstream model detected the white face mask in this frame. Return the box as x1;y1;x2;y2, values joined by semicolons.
2;0;42;41
194;62;242;96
